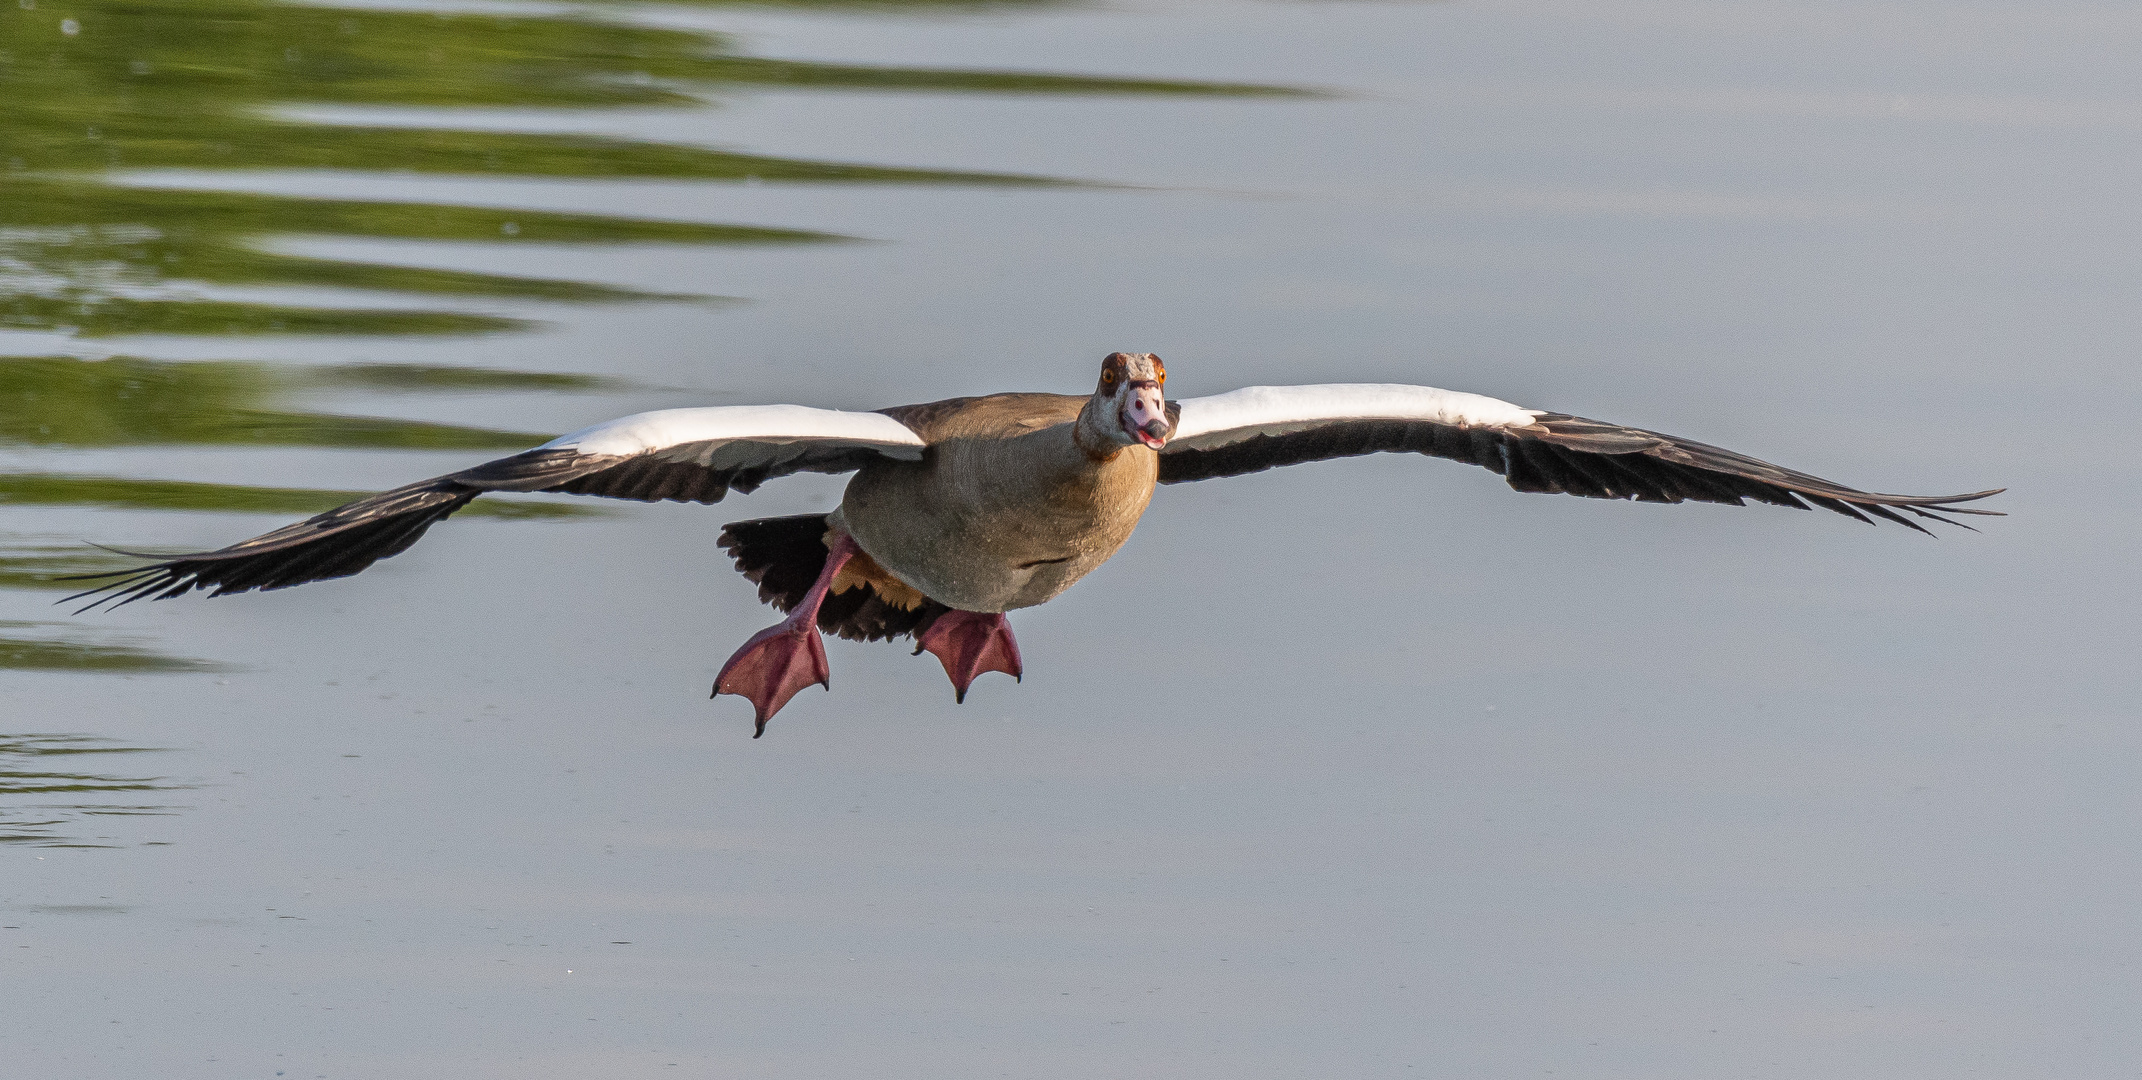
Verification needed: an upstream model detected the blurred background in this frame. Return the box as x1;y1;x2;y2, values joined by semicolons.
2;0;2137;1076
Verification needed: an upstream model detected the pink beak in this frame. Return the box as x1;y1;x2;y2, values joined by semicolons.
1122;382;1170;448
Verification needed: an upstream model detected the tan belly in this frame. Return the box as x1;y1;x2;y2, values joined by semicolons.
833;434;1157;614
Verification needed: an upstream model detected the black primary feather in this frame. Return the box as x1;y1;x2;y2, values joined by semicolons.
60;434;914;611
1158;412;2001;533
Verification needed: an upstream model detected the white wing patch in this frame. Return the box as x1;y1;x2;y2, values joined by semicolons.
541;405;928;460
1167;384;1540;452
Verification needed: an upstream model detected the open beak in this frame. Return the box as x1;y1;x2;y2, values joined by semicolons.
1122;382;1171;449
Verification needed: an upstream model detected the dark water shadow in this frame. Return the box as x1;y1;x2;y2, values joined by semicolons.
0;733;193;848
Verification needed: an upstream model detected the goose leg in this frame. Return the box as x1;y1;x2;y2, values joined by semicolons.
916;609;1024;704
714;533;859;737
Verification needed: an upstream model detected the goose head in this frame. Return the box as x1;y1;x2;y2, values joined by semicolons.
1078;351;1172;454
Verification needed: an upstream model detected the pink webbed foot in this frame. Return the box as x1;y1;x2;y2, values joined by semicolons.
916;609;1024;704
714;533;858;737
713;618;830;737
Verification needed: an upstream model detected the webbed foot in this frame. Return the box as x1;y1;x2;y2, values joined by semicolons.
714;533;857;736
916;609;1024;704
714;619;830;737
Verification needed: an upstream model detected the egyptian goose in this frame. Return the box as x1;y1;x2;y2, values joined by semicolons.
70;353;2000;735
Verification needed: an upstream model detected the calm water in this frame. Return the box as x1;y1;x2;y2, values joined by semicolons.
5;0;2139;1075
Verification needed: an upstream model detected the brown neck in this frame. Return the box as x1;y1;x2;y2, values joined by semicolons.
1072;398;1127;461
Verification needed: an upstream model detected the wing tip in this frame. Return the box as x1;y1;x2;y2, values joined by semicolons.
1846;487;2005;523
1819;487;2003;534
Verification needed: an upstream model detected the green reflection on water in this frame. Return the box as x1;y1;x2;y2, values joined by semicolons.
0;355;558;449
0;0;1314;689
0;733;190;847
0;354;598;619
0;179;829;336
0;625;217;671
0;475;594;517
303;363;625;393
1;0;1299;338
0;540;134;590
2;0;1290;175
1;293;528;337
0;555;209;674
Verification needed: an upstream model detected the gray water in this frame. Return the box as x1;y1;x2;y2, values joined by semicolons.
5;1;2139;1076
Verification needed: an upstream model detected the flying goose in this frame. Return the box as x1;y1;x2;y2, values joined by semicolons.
69;353;2001;735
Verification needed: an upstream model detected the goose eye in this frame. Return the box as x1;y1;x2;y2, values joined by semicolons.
1101;369;1118;386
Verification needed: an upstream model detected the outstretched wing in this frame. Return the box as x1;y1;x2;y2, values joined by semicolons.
1158;384;2001;531
65;405;926;610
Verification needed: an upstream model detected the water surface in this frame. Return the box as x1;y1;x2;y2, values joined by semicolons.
4;0;2140;1077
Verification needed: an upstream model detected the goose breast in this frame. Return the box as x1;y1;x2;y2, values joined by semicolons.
834;393;1159;613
